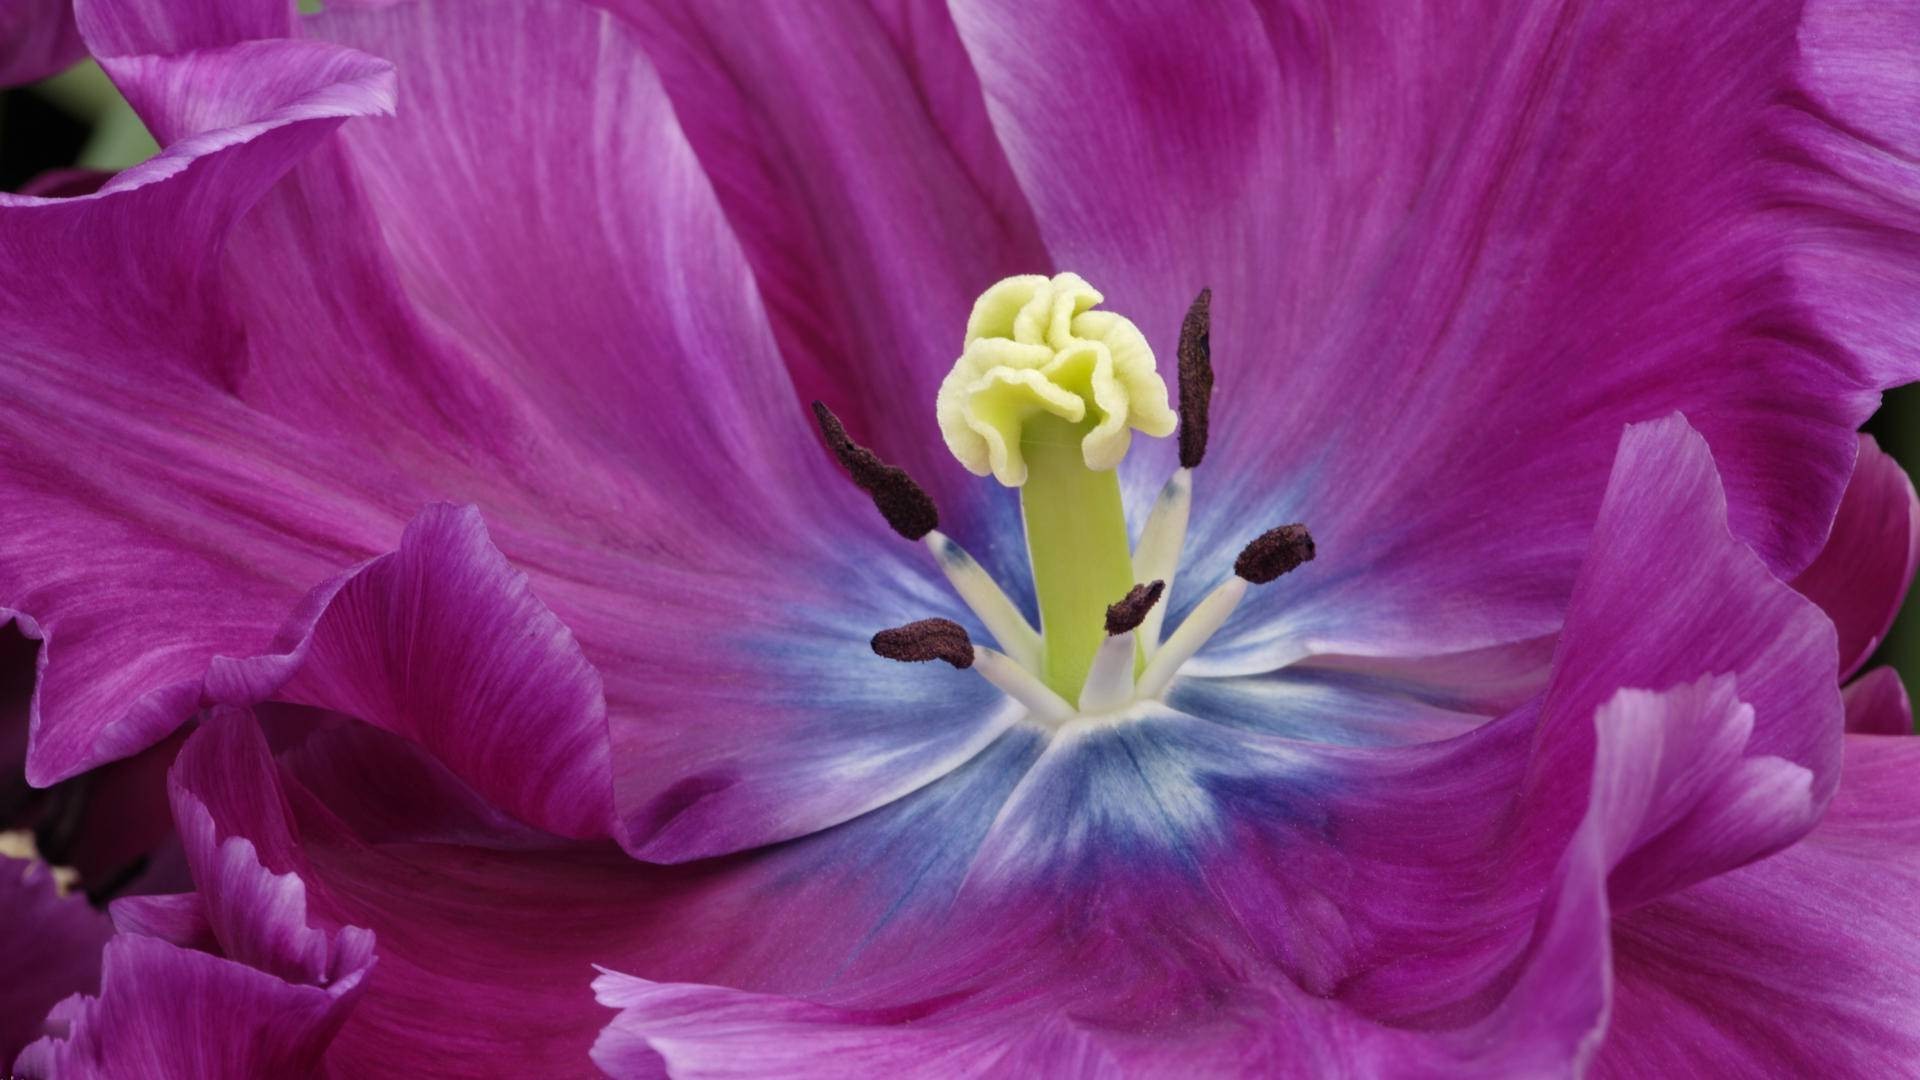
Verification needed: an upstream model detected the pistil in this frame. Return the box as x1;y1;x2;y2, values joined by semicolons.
1020;413;1139;697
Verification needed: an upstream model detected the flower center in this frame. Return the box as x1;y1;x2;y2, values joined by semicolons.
938;273;1174;698
817;274;1313;723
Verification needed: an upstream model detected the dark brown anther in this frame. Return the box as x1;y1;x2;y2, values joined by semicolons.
812;401;939;540
1105;580;1165;636
1234;524;1315;584
1176;287;1214;470
872;618;974;668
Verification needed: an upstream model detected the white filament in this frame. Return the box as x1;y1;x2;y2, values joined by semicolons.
1131;468;1191;657
925;531;1042;674
1134;577;1247;700
1076;631;1140;715
974;647;1075;724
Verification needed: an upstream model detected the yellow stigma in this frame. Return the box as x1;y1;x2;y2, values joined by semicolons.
936;273;1176;487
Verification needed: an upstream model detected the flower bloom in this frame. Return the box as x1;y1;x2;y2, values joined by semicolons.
5;0;1920;1075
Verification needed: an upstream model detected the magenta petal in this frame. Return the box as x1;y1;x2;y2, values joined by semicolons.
589;416;1851;1074
74;0;290;57
1597;734;1920;1075
263;707;551;848
0;0;82;86
589;973;962;1079
0;36;406;786
606;0;1047;565
306;0;853;532
17;716;373;1077
1787;0;1920;391
166;714;375;988
107;892;216;953
0;857;111;1065
955;0;1917;675
1843;666;1913;735
1793;436;1920;678
80;1;590;494
14;934;365;1079
1537;416;1843;809
206;504;617;841
205;721;1043;1074
1585;677;1817;912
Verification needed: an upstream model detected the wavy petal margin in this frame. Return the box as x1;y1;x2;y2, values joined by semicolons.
16;714;373;1077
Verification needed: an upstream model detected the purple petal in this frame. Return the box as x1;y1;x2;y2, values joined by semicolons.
74;0;290;56
1793;436;1920;679
1843;665;1912;735
1787;0;1920;391
260;705;552;848
7;4;991;857
1583;677;1817;912
1595;734;1920;1075
592;414;1846;1071
14;934;364;1078
604;0;1048;580
1533;416;1843;809
0;36;406;787
206;504;617;841
16;716;373;1077
305;0;855;535
205;715;1043;1074
79;1;625;506
0;857;111;1065
0;0;82;86
953;0;1918;677
165;713;375;987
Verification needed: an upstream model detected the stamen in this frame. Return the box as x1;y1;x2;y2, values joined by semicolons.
1234;524;1316;583
1104;580;1165;636
925;531;1042;673
871;618;974;668
1134;578;1245;700
812;401;939;540
870;618;1073;721
976;647;1077;724
1081;581;1164;714
1177;287;1213;470
1131;469;1191;655
1135;523;1317;699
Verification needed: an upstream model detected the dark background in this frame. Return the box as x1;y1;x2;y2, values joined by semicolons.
4;63;1916;694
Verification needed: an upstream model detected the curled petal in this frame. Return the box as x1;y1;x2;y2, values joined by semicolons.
1596;735;1920;1075
0;33;405;786
206;504;618;842
16;716;373;1077
1793;435;1920;679
1842;666;1912;735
